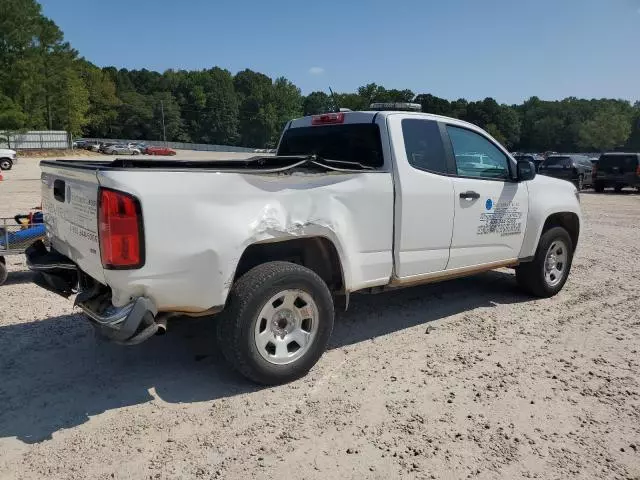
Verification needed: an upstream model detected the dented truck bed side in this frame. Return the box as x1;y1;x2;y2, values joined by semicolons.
91;167;394;311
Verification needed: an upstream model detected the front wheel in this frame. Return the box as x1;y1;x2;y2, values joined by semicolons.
516;226;574;298
0;158;12;170
217;261;334;385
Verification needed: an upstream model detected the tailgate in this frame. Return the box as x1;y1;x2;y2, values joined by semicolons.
41;163;106;283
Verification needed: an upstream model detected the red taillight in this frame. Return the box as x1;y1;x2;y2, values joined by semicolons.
312;113;345;125
636;165;640;176
592;163;598;178
98;188;144;269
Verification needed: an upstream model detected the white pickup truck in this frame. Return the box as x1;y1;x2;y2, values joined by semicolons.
27;107;582;384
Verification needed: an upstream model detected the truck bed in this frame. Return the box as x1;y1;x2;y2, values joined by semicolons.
39;157;395;311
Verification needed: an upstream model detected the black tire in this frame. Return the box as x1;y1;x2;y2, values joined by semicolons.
0;158;12;171
0;258;7;286
594;181;605;193
614;185;623;193
516;226;574;298
217;261;334;385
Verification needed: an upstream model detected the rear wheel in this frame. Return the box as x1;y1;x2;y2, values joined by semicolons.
217;261;334;385
516;226;574;298
614;185;623;193
594;181;605;193
0;158;12;170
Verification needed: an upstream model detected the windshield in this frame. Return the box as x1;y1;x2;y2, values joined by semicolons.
277;124;384;169
542;156;572;167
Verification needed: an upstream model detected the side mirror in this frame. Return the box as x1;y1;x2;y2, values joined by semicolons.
517;160;536;181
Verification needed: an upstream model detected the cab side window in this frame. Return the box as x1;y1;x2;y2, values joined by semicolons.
446;125;510;180
401;119;448;174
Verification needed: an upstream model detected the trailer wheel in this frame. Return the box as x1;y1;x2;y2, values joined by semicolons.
217;261;334;385
0;258;8;286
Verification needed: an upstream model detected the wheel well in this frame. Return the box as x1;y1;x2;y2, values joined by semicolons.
0;257;5;265
542;212;580;249
233;237;344;293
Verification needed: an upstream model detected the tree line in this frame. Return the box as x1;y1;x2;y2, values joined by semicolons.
1;0;639;151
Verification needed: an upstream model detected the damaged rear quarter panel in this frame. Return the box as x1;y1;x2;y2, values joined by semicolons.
97;169;394;311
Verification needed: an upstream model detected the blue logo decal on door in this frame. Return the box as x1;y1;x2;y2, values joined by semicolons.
485;199;493;210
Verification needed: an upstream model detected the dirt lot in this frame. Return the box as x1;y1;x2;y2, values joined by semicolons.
1;156;639;480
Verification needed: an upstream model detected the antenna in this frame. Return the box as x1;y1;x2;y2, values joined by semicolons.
328;87;340;113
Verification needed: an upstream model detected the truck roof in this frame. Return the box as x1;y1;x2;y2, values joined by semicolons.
288;110;484;133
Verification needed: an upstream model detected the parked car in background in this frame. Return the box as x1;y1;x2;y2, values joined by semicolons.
104;144;141;155
128;143;148;153
0;148;17;170
538;154;594;190
514;153;544;172
593;152;640;192
99;142;116;154
145;146;177;156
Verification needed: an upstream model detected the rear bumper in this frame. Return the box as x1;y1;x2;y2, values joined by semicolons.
26;240;159;345
595;174;640;187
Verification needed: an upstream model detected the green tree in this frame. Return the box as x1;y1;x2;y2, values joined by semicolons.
415;94;452;115
0;94;28;130
578;105;632;152
49;65;89;135
272;77;302;143
626;102;640;150
114;91;153;139
81;62;119;137
234;69;278;147
151;91;187;142
174;68;239;144
303;91;333;115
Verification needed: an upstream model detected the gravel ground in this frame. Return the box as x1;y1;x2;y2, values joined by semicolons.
0;156;639;480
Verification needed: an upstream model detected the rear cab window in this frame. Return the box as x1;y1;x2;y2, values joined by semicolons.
277;123;384;169
401;119;448;174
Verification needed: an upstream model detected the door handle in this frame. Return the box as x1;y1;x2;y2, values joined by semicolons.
459;191;480;200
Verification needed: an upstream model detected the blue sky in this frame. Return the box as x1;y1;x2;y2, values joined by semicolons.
40;0;640;104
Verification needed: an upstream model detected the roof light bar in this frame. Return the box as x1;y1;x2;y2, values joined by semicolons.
369;102;422;112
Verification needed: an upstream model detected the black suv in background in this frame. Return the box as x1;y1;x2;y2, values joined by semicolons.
593;153;640;192
538;154;594;190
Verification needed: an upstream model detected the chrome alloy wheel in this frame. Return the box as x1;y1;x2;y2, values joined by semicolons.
544;239;568;287
254;289;319;365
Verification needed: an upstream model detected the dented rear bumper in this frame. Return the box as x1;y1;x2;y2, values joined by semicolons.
26;240;158;345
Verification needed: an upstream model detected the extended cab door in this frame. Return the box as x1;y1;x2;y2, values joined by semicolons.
387;115;455;278
443;124;529;269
